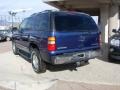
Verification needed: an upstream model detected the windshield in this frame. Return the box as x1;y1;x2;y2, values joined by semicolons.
54;12;98;32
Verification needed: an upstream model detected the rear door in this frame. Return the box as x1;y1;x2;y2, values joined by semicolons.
54;12;100;52
15;18;30;52
20;17;34;52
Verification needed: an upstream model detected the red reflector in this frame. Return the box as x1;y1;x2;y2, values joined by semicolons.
48;44;56;51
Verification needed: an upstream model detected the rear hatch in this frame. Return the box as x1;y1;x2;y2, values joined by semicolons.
53;12;100;53
55;32;100;51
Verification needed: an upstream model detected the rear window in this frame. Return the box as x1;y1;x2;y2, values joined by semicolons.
54;12;98;32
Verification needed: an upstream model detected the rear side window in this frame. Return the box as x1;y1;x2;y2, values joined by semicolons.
20;13;49;31
54;13;98;32
33;13;49;31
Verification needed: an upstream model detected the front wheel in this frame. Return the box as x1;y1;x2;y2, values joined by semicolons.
6;37;11;41
31;48;46;73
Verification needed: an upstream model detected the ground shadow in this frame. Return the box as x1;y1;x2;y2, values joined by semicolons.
17;49;90;72
109;59;120;64
46;61;89;72
0;40;6;43
18;52;89;72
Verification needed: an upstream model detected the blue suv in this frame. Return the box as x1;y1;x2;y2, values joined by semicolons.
12;10;101;73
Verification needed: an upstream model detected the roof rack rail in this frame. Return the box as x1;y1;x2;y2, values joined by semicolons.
41;10;58;13
30;13;38;17
30;10;58;17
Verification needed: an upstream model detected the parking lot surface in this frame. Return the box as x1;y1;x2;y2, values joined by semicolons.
0;42;120;90
0;41;12;53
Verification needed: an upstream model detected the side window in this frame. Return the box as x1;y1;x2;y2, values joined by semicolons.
20;19;28;29
20;18;33;30
34;13;49;31
27;18;34;30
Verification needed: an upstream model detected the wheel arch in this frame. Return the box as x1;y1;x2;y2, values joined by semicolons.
29;42;40;52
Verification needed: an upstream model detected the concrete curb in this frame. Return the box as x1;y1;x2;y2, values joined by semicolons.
0;79;57;90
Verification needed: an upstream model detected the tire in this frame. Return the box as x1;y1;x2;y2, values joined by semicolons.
12;41;18;55
31;48;46;73
6;37;11;41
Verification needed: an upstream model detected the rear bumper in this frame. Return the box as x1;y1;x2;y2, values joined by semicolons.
51;50;100;64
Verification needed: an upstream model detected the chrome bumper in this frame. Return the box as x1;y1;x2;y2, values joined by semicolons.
51;50;100;64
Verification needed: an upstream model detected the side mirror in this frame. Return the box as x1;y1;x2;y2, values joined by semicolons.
11;27;18;34
112;29;117;33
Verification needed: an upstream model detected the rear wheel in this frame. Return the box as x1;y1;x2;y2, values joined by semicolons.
12;41;18;55
31;48;46;73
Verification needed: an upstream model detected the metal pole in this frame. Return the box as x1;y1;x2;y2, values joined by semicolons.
11;14;13;29
11;14;14;34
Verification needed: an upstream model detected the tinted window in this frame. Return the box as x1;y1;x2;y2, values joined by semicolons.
33;13;49;31
20;13;49;31
20;19;28;29
27;17;34;29
55;13;98;32
20;17;34;30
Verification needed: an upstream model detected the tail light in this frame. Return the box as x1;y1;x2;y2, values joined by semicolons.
48;37;56;51
99;34;102;47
